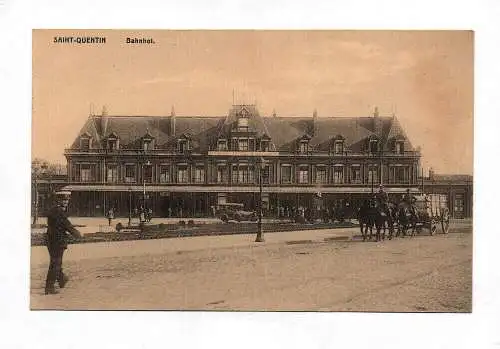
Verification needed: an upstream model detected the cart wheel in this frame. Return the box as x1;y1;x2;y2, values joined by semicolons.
441;209;450;234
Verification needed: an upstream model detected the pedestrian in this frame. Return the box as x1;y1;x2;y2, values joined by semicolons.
44;191;82;295
107;207;114;226
148;208;153;222
139;206;146;224
168;206;172;218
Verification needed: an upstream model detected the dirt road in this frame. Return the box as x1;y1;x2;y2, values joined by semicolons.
31;223;472;312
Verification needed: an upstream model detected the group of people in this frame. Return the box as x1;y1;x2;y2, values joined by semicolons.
374;184;418;218
106;206;153;226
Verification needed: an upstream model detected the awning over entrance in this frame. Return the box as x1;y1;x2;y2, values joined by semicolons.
61;184;420;194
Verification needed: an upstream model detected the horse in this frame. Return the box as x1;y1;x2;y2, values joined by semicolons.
396;203;417;237
358;199;379;241
372;201;397;241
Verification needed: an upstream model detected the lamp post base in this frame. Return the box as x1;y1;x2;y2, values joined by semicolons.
255;223;264;242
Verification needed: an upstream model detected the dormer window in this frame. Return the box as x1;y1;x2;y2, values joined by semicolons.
237;108;249;131
178;139;187;153
368;136;379;153
80;136;91;150
299;140;309;154
217;139;228;151
333;135;345;155
106;132;119;151
395;142;404;154
260;139;270;152
393;136;405;154
142;130;154;152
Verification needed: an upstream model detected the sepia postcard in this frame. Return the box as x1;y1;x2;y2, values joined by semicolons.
30;29;473;312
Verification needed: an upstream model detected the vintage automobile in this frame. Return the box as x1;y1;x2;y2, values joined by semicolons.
216;203;258;223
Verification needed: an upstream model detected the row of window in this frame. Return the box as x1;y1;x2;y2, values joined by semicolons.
80;136;406;154
72;163;412;185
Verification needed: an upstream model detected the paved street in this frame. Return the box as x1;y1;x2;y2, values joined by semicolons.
30;221;472;312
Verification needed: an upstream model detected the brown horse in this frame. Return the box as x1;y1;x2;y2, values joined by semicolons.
358;199;375;241
396;203;417;237
358;199;396;242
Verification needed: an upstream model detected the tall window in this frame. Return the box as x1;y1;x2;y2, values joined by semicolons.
80;164;92;182
107;165;118;183
281;165;292;184
232;165;254;184
370;140;378;153
299;141;308;153
159;166;170;183
125;165;136;183
368;167;378;184
194;167;205;183
395;167;407;183
333;167;344;184
143;140;151;151
217;166;228;183
238;139;249;151
351;167;361;184
177;166;188;183
298;166;309;184
454;194;464;216
261;165;271;184
316;167;327;184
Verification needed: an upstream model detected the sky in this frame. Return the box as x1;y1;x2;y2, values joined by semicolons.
32;30;473;174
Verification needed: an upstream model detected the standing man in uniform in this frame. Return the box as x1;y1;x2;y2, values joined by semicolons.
44;191;82;295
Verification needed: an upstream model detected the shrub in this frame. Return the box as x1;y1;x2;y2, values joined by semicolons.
115;222;123;232
178;220;186;226
187;220;195;226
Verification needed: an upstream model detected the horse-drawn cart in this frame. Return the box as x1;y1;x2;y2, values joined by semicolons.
412;194;450;235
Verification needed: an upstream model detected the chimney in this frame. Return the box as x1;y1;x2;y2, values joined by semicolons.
373;106;383;136
170;105;176;136
101;105;109;136
312;108;318;136
429;167;435;180
272;109;277;118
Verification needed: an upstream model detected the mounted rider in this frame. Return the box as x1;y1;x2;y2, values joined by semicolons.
375;184;390;215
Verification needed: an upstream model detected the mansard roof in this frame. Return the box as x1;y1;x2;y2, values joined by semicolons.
68;107;417;153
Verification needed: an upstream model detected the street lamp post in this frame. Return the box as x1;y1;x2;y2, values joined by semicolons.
32;163;47;225
255;157;266;242
128;187;132;227
143;160;151;209
33;171;38;225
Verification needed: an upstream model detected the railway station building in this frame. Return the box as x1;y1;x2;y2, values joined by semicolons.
61;104;423;217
